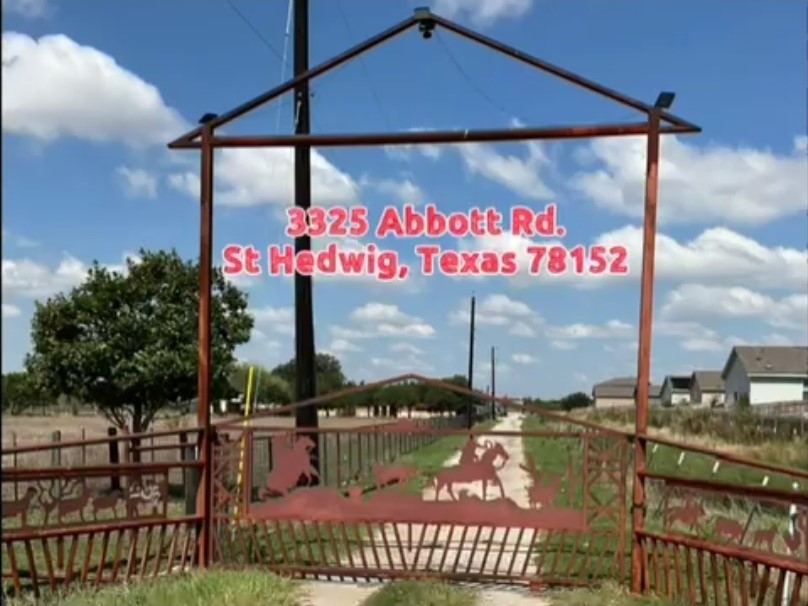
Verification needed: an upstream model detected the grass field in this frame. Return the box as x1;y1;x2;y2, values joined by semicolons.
3;572;482;606
547;583;683;605
2;573;687;606
521;411;808;603
575;407;808;474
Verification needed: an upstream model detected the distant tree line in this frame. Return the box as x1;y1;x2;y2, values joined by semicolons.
2;247;594;432
523;391;593;412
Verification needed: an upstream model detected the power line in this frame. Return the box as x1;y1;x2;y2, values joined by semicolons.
334;0;393;131
435;30;516;122
224;0;286;65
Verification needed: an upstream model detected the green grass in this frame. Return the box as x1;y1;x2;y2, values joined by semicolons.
522;412;805;601
398;419;498;493
520;415;630;585
360;580;479;606
3;570;300;606
547;582;685;606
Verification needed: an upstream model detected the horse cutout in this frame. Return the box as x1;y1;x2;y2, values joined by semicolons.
432;438;509;501
259;434;319;499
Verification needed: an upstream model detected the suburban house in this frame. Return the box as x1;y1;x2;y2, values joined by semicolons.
591;378;661;408
722;346;808;406
592;377;635;408
649;384;662;407
660;375;691;406
689;371;725;406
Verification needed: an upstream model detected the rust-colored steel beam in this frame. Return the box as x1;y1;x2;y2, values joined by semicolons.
635;530;808;576
1;426;203;455
3;460;202;481
214;372;627;437
636;433;808;480
2;516;203;542
631;109;661;594
429;14;700;132
167;16;418;148
196;124;214;569
170;122;697;150
640;472;808;504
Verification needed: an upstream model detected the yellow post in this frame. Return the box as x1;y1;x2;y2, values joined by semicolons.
234;366;256;520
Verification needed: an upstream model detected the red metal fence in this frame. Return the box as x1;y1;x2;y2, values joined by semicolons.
5;376;805;604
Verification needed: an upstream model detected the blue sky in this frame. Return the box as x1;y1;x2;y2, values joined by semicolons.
2;0;807;398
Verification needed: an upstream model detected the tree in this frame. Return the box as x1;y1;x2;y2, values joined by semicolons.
559;391;593;411
271;353;347;401
1;371;50;414
25;249;253;434
228;363;291;406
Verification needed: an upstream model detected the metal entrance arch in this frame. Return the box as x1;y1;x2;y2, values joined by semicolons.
167;7;701;590
208;375;631;588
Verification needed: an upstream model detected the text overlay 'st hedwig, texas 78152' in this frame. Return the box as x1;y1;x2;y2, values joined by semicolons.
221;204;630;282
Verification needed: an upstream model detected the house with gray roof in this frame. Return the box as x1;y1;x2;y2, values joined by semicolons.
689;371;725;407
721;346;808;406
591;377;661;408
592;377;634;408
660;375;691;406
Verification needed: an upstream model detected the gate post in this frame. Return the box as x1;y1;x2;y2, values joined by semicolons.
631;107;661;594
195;119;216;568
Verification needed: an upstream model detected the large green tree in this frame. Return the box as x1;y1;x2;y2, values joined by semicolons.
25;249;253;433
229;362;291;406
271;352;347;400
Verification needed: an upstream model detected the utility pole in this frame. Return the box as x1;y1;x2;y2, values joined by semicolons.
490;346;496;419
293;0;319;480
466;295;476;429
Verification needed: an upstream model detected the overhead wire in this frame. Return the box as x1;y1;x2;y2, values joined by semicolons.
334;0;393;131
434;30;518;124
224;0;287;64
276;0;294;134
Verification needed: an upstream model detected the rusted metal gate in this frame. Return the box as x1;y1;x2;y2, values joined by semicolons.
2;376;807;603
209;375;630;589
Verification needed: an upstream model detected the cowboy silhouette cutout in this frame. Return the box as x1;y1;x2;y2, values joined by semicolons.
459;436;484;465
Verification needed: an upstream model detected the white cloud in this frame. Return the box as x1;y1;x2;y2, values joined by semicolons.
546;319;634;340
390;342;424;355
251;306;295;335
595;226;807;290
2;229;38;249
117;166;158;199
2;0;49;18
363;177;425;206
449;294;541;336
456;141;554;200
432;0;534;27
462;225;806;291
660;284;808;332
384;123;554;201
236;329;282;365
2;32;188;147
2;252;141;305
551;341;578;350
383;128;443;161
328;338;362;353
168;147;358;207
572;135;808;226
512;353;539;365
2;303;21;318
335;302;435;340
2;255;88;299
